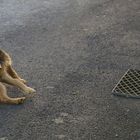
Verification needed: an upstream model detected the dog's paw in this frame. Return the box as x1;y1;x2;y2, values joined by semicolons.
16;97;26;104
25;87;36;94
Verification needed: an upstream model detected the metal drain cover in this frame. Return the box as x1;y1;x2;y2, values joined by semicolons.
112;69;140;98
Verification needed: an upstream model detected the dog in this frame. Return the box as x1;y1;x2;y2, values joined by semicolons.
0;49;36;104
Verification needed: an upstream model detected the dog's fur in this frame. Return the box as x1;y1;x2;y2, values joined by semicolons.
0;49;36;104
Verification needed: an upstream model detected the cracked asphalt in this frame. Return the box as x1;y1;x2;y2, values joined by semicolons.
0;0;140;140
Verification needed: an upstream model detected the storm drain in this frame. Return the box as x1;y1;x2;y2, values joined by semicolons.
112;69;140;98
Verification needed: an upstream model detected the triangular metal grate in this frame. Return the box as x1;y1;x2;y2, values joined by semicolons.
112;69;140;98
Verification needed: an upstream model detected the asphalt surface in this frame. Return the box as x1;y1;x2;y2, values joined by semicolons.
0;0;140;140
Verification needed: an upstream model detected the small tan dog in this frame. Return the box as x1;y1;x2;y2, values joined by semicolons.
0;49;36;104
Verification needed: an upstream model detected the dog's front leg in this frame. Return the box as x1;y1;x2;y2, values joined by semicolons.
1;72;36;94
0;82;26;104
7;66;26;83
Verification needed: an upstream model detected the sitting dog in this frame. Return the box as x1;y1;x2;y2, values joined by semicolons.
0;49;36;104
